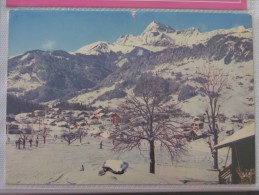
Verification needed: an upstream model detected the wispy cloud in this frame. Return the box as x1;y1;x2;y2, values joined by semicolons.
199;24;208;32
42;41;56;50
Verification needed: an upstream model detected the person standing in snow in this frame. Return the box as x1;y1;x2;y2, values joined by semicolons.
22;139;26;149
36;139;38;147
80;165;84;171
15;140;18;148
100;141;103;149
29;138;32;147
18;139;21;150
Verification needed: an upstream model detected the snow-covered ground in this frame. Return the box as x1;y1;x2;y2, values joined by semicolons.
6;127;229;185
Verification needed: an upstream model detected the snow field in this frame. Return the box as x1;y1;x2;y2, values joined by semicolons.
6;127;224;185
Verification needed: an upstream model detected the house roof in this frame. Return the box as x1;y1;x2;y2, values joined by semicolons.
96;113;105;117
34;110;44;113
90;115;98;119
111;113;120;117
94;108;103;114
215;123;255;149
189;129;205;136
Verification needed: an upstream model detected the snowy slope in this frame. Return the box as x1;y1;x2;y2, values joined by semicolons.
76;41;135;55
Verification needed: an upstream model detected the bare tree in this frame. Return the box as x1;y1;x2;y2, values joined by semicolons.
39;127;50;144
75;123;88;143
61;132;79;145
112;73;186;174
195;65;227;170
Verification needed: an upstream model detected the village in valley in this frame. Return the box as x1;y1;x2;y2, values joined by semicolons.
6;106;124;148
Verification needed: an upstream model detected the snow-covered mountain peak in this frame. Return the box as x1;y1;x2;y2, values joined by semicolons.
231;25;246;32
76;41;111;55
143;21;175;34
177;27;200;35
76;41;135;56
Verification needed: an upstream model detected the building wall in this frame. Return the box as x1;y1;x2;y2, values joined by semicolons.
231;137;255;184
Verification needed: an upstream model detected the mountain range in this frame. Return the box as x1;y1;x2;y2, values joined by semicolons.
8;21;254;116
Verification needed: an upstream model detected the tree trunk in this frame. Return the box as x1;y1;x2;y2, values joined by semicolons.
212;118;218;170
149;140;155;174
44;137;46;144
80;136;82;143
213;130;218;169
210;99;218;170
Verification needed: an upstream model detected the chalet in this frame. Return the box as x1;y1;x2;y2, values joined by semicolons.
44;119;56;126
185;129;207;141
154;113;169;120
184;116;205;132
243;119;252;124
21;118;31;124
52;108;61;115
191;121;204;130
7;123;18;129
194;116;205;122
89;115;100;124
56;121;68;127
33;110;45;117
128;117;145;126
74;117;85;122
119;124;130;131
21;128;32;134
90;115;99;120
6;123;19;134
111;113;121;126
8;129;23;134
215;123;255;184
230;116;243;123
7;113;15;118
6;114;15;122
78;122;88;126
55;117;65;122
180;124;193;132
94;108;104;115
96;112;106;119
64;116;72;122
99;125;105;130
217;114;226;123
78;111;89;118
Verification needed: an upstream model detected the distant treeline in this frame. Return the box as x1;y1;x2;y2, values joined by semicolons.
7;94;44;115
7;94;96;115
54;101;94;111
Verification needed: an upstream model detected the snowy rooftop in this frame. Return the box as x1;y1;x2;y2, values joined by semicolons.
215;122;255;149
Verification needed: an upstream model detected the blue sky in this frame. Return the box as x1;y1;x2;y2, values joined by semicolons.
9;10;252;57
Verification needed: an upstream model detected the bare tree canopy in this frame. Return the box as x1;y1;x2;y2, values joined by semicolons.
134;73;169;99
61;132;79;145
39;127;50;144
75;123;88;143
112;73;186;174
195;64;228;169
196;65;227;99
